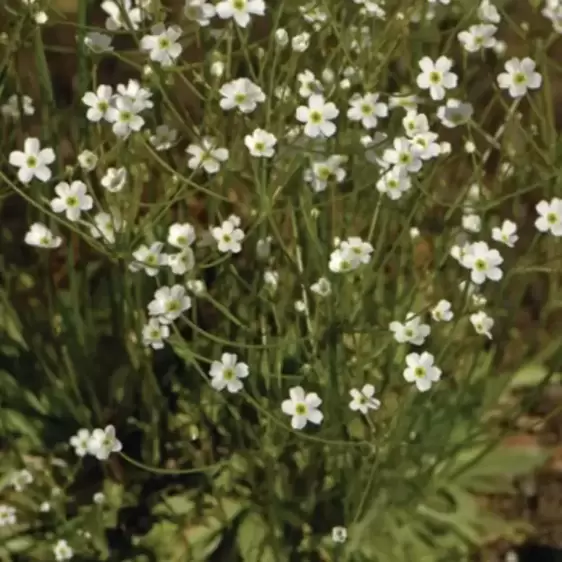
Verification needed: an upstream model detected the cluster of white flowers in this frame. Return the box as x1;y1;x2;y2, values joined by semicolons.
69;425;122;461
329;236;374;273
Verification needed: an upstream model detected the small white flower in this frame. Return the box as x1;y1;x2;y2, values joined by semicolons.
93;492;106;505
461;241;503;284
256;236;272;260
168;222;196;248
281;386;323;429
187;279;206;295
106;96;145;137
376;166;412;200
535;197;562;236
296;94;339;138
101;167;127;192
117;79;153;110
403;351;442;392
244;128;277;157
186;138;229;174
50;181;93;222
478;0;501;23
264;269;279;291
84;31;113;53
150;124;178;151
140;23;183;67
184;0;216;25
492;219;518;247
147;284;192;324
275;28;289;47
437;98;473;128
331;526;348;544
53;539;74;562
215;0;265;27
209;352;249;393
470;310;494;339
347;92;388;129
416;56;458;101
219;78;265;113
402;110;429;137
70;428;92;457
383;137;422;173
349;384;381;414
311;277;331;297
9;137;55;184
431;299;453;322
82;85;113;122
10;469;33;492
410;131;441;161
78;150;98;171
168;248;195;275
389;93;420;111
458;24;497;53
142;318;170;349
87;425;122;461
497;57;542;98
90;211;124;244
462;213;482;233
305;154;347;192
130;242;167;276
390;313;431;345
0;505;16;527
291;31;310;52
212;219;245;253
24;223;62;249
39;502;51;512
101;0;148;31
1;94;35;118
297;69;323;98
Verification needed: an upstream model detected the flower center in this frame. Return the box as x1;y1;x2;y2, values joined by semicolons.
414;366;425;378
360;103;372;115
513;72;526;84
223;368;234;380
399;153;411;164
65;196;79;207
146;254;157;265
429;71;441;84
295;403;307;415
255;141;265;151
309;110;322;123
547;212;558;224
222;234;232;242
166;299;180;312
233;0;246;9
26;156;37;168
97;101;109;112
474;258;487;271
150;329;160;338
234;93;247;104
405;328;414;338
120;111;132;122
158;37;171;49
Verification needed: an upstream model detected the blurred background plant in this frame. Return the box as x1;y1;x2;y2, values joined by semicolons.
1;0;562;560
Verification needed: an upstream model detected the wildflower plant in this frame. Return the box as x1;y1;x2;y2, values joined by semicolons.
1;0;562;560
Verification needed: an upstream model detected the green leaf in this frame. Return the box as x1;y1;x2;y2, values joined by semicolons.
237;511;284;562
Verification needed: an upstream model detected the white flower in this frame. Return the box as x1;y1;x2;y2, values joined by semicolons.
187;279;206;295
93;492;106;505
82;85;113;122
347;92;388;129
436;99;473;128
264;270;279;291
458;24;497;52
219;78;265;113
349;384;381;414
478;0;500;23
87;425;122;460
535;197;562;236
256;236;272;260
140;24;183;67
402;110;429;137
209;353;249;393
390;313;431;345
311;277;331;297
1;94;34;118
492;219;518;247
383;137;422;173
470;310;494;339
101;0;148;31
543;1;562;33
332;526;348;543
150;124;178;151
291;31;310;52
305;154;347;192
281;386;323;429
70;429;91;457
142;318;170;349
275;28;289;47
84;31;113;53
215;0;265;27
184;0;216;25
416;56;458;101
53;539;74;562
24;223;62;249
297;69;323;98
497;57;542;98
106;96;145;137
117;79;153;110
9;137;55;184
461;241;503;284
168;248;195;275
0;505;16;527
10;469;33;492
431;299;453;322
168;222;196;248
101;167;127;192
50;181;93;222
410;131;441;161
78;150;98;171
376;166;412;200
130;242;167;276
462;213;481;233
90;211;123;244
244;128;277;157
39;501;51;512
296;94;339;138
186;138;229;174
403;352;442;392
212;219;245;253
389;93;420;111
147;284;192;324
340;236;373;265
